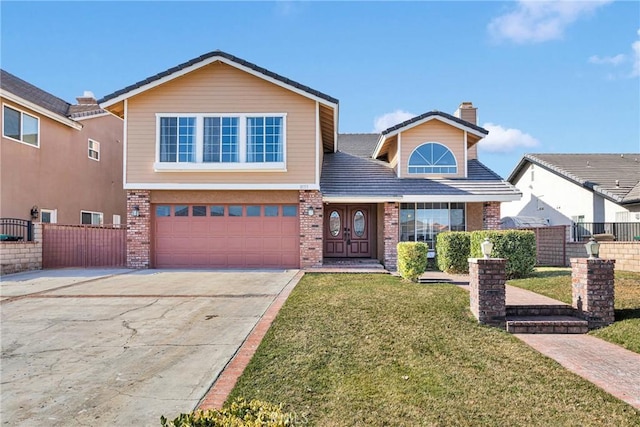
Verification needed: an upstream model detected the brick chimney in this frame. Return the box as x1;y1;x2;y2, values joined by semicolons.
76;91;97;105
454;101;477;125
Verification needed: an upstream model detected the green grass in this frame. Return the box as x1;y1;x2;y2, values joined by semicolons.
509;268;640;353
228;274;640;426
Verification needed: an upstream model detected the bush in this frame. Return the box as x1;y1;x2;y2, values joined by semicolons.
397;242;429;282
436;232;471;274
160;397;300;427
470;230;536;279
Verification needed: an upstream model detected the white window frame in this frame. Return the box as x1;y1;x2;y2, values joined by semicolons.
81;210;103;225
407;142;458;175
112;214;121;226
40;208;57;224
88;139;100;161
154;113;287;172
2;103;40;148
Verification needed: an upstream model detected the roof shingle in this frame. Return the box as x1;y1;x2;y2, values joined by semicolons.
1;69;70;117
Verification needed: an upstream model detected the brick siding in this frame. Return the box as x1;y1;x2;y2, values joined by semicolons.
383;202;399;271
0;223;43;275
299;190;323;268
566;241;639;272
482;202;500;230
126;190;151;269
468;258;507;328
571;258;615;329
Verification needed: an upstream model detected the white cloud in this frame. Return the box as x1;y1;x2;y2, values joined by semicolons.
373;110;415;133
488;0;613;44
589;28;640;78
588;54;626;66
479;123;540;153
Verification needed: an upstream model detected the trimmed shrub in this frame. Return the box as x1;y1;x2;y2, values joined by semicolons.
470;230;536;279
436;231;471;274
160;397;300;427
397;242;429;282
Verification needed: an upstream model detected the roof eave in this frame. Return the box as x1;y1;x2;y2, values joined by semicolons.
383;115;487;139
1;89;82;130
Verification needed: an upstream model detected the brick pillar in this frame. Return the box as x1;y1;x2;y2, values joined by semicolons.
299;190;323;268
571;258;615;329
468;258;506;328
127;190;151;269
383;202;399;271
483;202;500;230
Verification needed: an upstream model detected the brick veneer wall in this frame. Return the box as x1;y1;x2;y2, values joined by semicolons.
299;190;323;268
0;223;43;275
127;190;151;269
571;258;615;329
482;202;501;230
383;202;399;271
468;257;507;328
566;241;639;272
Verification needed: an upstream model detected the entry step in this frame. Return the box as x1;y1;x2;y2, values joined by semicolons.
506;316;588;334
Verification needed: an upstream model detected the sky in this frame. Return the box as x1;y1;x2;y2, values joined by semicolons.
1;0;639;178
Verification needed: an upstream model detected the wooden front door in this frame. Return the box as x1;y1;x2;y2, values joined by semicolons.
324;205;371;257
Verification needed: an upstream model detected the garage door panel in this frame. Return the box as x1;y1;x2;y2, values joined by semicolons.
154;204;299;268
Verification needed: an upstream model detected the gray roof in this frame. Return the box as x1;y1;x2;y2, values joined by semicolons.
321;151;520;200
338;133;380;158
1;69;104;120
507;153;640;205
381;110;488;135
99;50;338;105
1;69;70;117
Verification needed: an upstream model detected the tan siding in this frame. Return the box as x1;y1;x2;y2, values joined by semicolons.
387;139;398;165
467;202;483;231
126;62;317;185
400;120;465;178
467;143;478;160
150;190;298;204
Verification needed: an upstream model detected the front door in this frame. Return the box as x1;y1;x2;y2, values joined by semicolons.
324;205;371;257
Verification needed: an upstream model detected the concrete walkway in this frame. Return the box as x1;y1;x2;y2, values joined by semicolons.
420;272;640;410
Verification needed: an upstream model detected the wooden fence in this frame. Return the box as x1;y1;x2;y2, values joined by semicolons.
42;224;126;268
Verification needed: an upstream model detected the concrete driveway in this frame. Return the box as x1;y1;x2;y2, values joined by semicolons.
1;268;300;426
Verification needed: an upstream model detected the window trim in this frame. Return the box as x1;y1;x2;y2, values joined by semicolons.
407;142;457;175
88;139;100;161
80;210;103;225
41;208;57;224
2;103;40;148
399;202;467;243
154;113;287;172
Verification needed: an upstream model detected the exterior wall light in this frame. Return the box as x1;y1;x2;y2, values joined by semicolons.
481;237;493;259
30;206;39;220
132;205;140;217
307;206;315;216
584;236;600;259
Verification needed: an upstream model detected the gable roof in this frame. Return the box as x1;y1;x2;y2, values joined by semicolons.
321;151;520;202
338;133;379;158
507;153;640;205
381;110;488;136
98;50;338;107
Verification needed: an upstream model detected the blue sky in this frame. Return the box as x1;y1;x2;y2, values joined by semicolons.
2;1;638;178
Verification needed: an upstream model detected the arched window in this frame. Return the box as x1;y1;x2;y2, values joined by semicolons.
408;142;457;174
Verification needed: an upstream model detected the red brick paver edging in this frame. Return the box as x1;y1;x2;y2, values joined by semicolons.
198;270;305;410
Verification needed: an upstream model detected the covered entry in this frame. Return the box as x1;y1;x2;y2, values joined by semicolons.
153;204;299;268
324;204;374;258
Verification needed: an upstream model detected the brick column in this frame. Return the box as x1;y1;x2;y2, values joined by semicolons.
383;202;399;271
468;258;506;328
127;190;151;269
299;190;323;268
571;258;615;329
483;202;500;230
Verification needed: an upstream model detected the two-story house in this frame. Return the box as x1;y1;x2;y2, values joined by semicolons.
98;50;520;270
1;70;125;227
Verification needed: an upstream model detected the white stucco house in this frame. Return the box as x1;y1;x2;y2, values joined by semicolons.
502;153;640;241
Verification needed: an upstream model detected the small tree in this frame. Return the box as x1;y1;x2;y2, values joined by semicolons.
397;242;429;282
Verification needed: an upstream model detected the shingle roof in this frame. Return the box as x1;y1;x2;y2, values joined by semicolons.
98;50;338;105
507;153;640;205
1;69;71;117
320;151;520;200
381;110;488;136
338;133;380;158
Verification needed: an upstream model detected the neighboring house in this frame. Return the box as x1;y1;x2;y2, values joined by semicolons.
1;70;125;227
98;50;520;270
503;153;640;239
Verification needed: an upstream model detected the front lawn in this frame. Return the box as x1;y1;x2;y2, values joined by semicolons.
227;274;639;426
509;268;640;353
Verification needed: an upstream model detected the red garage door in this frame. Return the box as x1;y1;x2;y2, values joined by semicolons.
154;204;299;269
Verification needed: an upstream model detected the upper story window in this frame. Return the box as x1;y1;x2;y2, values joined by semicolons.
156;113;286;171
3;105;39;147
408;142;457;174
88;139;100;161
